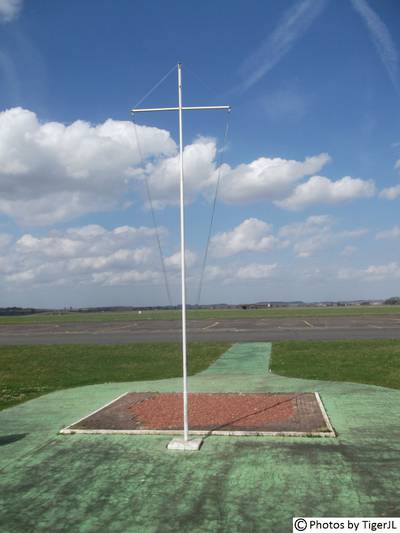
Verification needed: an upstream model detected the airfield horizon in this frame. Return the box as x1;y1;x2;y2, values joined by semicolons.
0;304;400;324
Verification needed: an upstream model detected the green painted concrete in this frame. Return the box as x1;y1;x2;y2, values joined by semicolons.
0;342;400;532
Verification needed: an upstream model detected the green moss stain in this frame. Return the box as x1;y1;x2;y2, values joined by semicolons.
1;342;400;532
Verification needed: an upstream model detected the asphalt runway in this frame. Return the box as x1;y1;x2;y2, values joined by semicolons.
0;315;400;344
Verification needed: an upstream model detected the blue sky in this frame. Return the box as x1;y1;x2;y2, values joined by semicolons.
0;0;400;307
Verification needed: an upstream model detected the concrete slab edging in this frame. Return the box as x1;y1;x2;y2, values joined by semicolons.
315;391;336;436
59;392;336;438
59;391;129;434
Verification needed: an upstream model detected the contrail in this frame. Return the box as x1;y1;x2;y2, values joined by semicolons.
351;0;399;93
236;0;328;94
0;0;23;22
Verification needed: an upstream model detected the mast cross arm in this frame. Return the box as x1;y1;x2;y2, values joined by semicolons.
131;105;230;113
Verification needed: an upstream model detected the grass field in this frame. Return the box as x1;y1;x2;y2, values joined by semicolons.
2;339;400;412
271;339;400;390
1;305;400;324
0;342;230;411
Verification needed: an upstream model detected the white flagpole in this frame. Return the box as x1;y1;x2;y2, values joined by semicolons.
132;63;230;450
177;63;189;442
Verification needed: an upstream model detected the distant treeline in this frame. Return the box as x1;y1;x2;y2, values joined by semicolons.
384;297;400;305
1;299;400;316
0;307;43;316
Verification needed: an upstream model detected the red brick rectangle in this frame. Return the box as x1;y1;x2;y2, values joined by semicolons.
62;392;335;437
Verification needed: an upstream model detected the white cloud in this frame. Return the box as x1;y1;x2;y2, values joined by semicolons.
236;263;278;280
0;107;176;225
0;110;222;223
204;262;278;282
91;270;160;287
339;228;369;239
15;224;162;259
287;218;333;257
0;220;282;292
380;185;400;200
293;235;329;258
165;250;197;270
204;265;226;281
0;108;377;225
376;226;400;239
237;0;327;93
340;245;358;256
0;232;12;248
277;175;376;210
144;137;216;208
351;0;399;93
217;153;330;203
364;262;400;280
279;215;367;257
3;224;168;287
339;262;400;281
67;249;153;273
0;0;22;22
210;218;284;258
279;215;332;238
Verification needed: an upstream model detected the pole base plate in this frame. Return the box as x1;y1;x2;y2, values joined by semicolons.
167;438;203;451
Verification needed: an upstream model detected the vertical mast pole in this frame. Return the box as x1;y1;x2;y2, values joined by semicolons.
178;63;189;442
132;64;229;450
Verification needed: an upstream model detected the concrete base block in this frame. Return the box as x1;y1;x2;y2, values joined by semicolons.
167;438;203;451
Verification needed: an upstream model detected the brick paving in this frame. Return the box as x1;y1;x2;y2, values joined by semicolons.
68;392;332;434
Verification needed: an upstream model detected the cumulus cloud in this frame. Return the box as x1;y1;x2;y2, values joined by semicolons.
279;215;334;257
279;214;332;238
208;215;368;261
15;224;162;259
277;175;376;210
363;262;400;280
165;250;197;270
279;215;367;257
236;263;278;280
203;265;226;281
0;108;375;225
217;153;330;203
293;235;331;258
380;185;400;200
0;0;22;22
376;226;400;239
0;219;282;293
339;262;400;281
210;218;284;257
204;262;278;282
144;137;216;208
91;270;160;287
3;224;168;288
340;228;369;239
340;245;358;256
0;232;12;248
0;107;176;225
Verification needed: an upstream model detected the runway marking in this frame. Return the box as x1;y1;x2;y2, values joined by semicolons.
112;324;137;330
303;320;313;328
203;321;219;330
